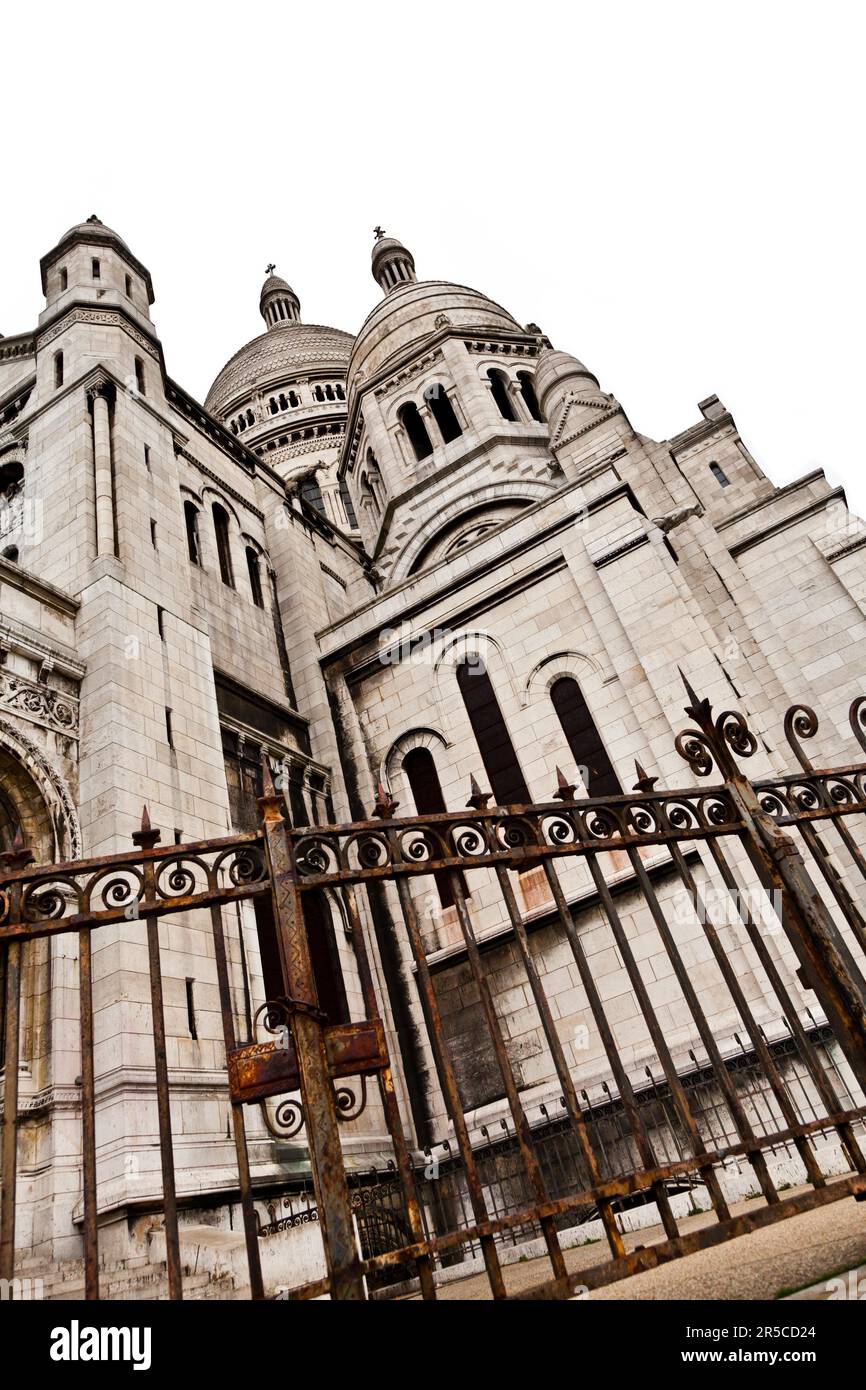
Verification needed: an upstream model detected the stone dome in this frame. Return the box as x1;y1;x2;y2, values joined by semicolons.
349;279;523;387
56;215;130;252
205;322;354;417
534;348;600;413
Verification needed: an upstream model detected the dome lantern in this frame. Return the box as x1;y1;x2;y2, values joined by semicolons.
259;267;301;330
371;228;417;296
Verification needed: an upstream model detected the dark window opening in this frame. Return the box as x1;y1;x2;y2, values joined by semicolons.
487;368;517;422
54;352;64;389
91;258;101;280
174;829;183;844
300;473;325;514
184;501;201;565
144;444;151;470
518;370;543;422
403;747;467;907
398;402;433;461
165;707;174;748
340;478;358;529
550;676;621;798
2;546;19;564
252;889;349;1024
246;546;264;607
456;659;531;807
59;267;68;292
185;979;198;1040
212;502;234;586
134;357;146;395
150;518;158;548
710;461;730;488
424;383;463;443
125;274;133;298
156;605;165;640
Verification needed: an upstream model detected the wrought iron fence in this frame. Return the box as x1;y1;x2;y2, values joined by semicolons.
1;680;866;1300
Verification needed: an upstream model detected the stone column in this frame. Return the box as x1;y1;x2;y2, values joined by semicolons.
88;380;115;558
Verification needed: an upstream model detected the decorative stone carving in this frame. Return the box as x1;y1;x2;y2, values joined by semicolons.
651;502;705;534
0;670;79;736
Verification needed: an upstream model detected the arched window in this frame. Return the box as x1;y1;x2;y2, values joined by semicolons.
54;352;64;389
399;402;433;461
59;267;68;292
246;546;264;607
550;677;621;798
300;473;325;515
456;658;530;806
487;368;517;422
340;478;358;529
424;383;463;444
183;501;201;566
402;747;468;907
134;357;146;396
517;371;543;422
212;502;234;586
252;887;349;1023
709;461;730;488
2;546;19;564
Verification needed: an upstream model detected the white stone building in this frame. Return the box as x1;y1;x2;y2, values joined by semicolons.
1;217;864;1294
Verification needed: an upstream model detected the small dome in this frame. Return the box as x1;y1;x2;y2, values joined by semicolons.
205;322;354;416
349;279;523;386
56;215;130;252
40;215;154;302
534;348;599;412
260;273;293;299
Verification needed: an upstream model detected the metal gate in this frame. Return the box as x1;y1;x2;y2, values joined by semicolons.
2;678;866;1300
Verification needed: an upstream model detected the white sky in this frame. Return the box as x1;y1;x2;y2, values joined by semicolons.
4;1;865;515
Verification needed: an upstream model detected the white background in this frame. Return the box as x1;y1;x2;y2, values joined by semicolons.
3;1;864;515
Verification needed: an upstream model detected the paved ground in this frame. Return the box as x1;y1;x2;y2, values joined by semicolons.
405;1185;866;1300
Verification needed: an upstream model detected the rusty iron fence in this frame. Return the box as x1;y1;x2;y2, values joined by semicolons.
2;679;866;1300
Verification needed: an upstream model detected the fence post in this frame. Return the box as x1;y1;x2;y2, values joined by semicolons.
678;676;866;1095
258;757;365;1300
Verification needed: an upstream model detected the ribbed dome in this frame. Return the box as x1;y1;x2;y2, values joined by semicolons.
205;322;354;416
349;279;522;386
534;348;599;412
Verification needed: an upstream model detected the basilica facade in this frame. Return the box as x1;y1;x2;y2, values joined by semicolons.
1;217;864;1294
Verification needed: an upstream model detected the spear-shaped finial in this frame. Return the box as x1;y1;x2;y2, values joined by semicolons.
131;804;161;850
372;782;399;819
467;774;491;810
552;766;576;802
678;666;712;725
632;760;659;795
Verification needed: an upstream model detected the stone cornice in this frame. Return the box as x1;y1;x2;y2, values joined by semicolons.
668;410;735;455
716;469;828;532
727;488;846;557
0;554;80;619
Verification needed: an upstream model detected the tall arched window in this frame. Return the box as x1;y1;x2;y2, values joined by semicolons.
709;461;730;488
300;473;325;515
456;659;530;806
517;371;543;422
212;502;234;586
134;357;146;396
53;352;64;389
550;677;621;798
424;383;463;444
340;478;358;529
252;888;349;1024
246;546;264;607
399;402;433;461
403;747;467;907
183;501;201;566
487;368;517;422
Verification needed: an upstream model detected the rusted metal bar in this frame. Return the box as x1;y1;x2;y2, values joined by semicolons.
665;839;827;1191
492;852;625;1259
133;810;183;1301
258;759;364;1301
391;872;507;1298
0;939;21;1283
79;927;99;1298
445;858;568;1282
783;703;866;882
540;855;680;1241
622;781;780;1207
583;850;731;1222
677;676;866;1097
339;881;437;1300
209;903;264;1300
704;834;866;1176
